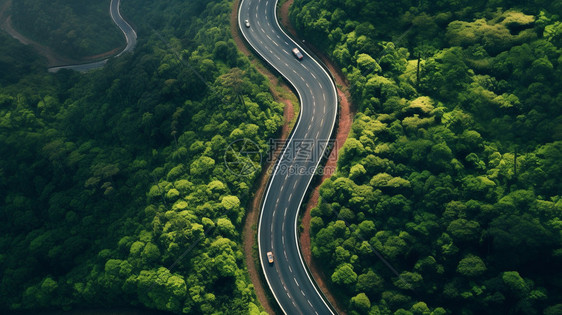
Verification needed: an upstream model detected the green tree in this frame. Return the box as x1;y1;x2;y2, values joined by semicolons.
331;263;358;287
456;254;487;277
350;293;371;313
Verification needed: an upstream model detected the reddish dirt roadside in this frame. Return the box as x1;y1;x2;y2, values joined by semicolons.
232;0;354;313
281;0;354;314
230;1;296;313
82;47;123;61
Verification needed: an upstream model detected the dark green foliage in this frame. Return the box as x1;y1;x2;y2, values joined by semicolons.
0;33;44;85
292;0;562;313
11;0;124;59
0;0;280;313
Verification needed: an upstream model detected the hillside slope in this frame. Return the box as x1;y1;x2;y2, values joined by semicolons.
290;0;562;313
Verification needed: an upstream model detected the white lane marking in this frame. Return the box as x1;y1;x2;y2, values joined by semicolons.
289;192;293;201
284;250;288;259
311;73;317;79
261;27;265;33
275;55;281;60
299;75;305;82
321;117;324;125
289;265;293;273
302;290;307;297
308;300;314;307
316;130;320;138
294;278;300;287
323;93;326;102
293;181;297;189
284;62;289;67
305;83;310;89
266;34;273;41
273;41;279;47
284;41;289;45
243;1;339;313
276;197;280;205
282;236;285;245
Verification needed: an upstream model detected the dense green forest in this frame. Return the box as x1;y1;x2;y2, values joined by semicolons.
291;0;562;314
0;32;44;85
11;0;124;59
0;0;279;313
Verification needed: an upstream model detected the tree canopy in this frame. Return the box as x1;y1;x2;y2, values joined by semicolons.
291;0;562;313
0;0;280;313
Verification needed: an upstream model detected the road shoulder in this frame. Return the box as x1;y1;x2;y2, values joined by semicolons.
279;0;354;314
233;0;354;313
230;0;299;313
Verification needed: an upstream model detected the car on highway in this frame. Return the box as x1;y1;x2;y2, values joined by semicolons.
292;48;303;60
244;19;250;28
267;251;274;264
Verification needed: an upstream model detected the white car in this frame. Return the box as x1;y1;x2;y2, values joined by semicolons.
267;251;274;264
292;48;303;60
244;20;250;28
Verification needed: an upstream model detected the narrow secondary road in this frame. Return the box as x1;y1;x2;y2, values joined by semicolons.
238;0;338;314
48;0;137;72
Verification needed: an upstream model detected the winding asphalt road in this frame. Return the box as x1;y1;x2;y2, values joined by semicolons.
48;0;137;72
238;0;338;314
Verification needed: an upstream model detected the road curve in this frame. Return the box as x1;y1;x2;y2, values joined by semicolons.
238;0;338;314
48;0;137;72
